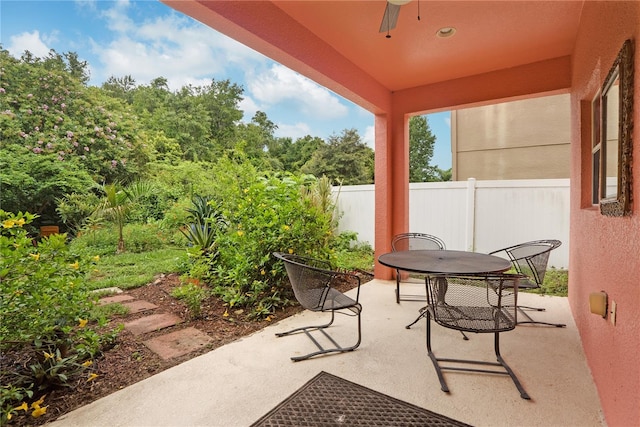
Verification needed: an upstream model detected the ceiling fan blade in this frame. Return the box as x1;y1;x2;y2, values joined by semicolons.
379;3;402;33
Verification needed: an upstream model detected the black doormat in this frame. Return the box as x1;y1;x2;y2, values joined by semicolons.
250;371;472;427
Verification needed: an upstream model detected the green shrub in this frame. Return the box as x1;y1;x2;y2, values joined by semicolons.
0;211;116;423
56;191;102;236
537;268;569;297
71;222;175;256
122;222;170;253
69;224;118;255
332;232;374;271
171;282;209;319
161;197;192;232
203;156;339;319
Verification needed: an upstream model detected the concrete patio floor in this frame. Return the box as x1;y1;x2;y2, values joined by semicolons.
51;279;604;427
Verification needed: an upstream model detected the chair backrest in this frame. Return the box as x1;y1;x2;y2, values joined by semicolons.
499;240;561;286
391;233;446;251
272;252;335;311
427;274;520;333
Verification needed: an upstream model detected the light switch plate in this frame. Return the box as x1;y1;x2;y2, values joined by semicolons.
610;300;617;325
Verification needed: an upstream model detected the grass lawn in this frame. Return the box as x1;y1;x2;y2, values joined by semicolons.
85;244;566;296
87;247;188;290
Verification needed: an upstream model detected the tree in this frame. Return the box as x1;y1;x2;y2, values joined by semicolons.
409;115;438;182
200;79;244;149
0;50;150;182
64;52;90;85
101;75;137;103
269;135;324;173
235;111;279;168
129;78;245;162
168;87;211;161
301;129;374;185
0;48;150;223
131;78;171;116
435;167;452;181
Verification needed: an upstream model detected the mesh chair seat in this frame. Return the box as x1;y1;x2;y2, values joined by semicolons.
431;305;516;333
302;287;360;313
273;252;362;361
425;274;530;399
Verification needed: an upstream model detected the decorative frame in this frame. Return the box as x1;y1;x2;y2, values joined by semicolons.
591;89;602;205
600;39;634;217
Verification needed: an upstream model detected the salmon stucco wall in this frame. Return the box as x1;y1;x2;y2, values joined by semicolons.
570;2;640;426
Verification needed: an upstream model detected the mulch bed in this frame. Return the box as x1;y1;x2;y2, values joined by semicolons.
5;270;372;426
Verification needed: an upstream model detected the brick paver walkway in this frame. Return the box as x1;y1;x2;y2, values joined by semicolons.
144;327;213;360
124;313;183;336
98;290;211;360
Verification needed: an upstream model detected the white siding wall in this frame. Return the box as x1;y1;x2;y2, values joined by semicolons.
334;179;570;269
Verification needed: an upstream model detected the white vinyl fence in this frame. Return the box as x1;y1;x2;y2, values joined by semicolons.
334;178;570;269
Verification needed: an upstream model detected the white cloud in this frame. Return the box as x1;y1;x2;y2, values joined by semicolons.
90;35;216;89
248;64;349;120
275;122;312;141
89;2;266;91
74;0;98;11
363;125;375;148
100;0;135;34
239;96;260;122
7;31;52;58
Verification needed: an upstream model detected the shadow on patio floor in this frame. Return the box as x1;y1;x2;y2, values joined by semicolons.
51;279;604;427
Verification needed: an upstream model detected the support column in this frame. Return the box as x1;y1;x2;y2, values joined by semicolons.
374;112;410;279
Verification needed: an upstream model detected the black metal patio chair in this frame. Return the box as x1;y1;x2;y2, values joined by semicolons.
272;252;362;361
489;239;565;327
391;233;446;303
425;273;531;400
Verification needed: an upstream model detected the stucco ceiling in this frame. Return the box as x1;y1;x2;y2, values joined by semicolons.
164;1;584;111
273;1;583;91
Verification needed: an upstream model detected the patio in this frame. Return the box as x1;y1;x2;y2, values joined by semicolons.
51;280;603;427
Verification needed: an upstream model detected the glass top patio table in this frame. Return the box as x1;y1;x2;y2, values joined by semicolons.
378;249;511;275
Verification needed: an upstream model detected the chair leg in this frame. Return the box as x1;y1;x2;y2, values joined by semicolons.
493;333;531;400
406;306;427;329
276;309;337;337
406;277;435;329
519;304;546;312
426;314;530;400
395;271;429;303
276;307;362;362
426;311;450;393
517;307;566;328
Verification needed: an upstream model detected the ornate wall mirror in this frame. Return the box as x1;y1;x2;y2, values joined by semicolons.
599;39;634;217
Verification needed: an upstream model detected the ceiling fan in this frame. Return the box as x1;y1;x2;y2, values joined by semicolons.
379;0;414;37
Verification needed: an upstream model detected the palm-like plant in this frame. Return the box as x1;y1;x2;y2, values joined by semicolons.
96;181;155;253
181;195;227;254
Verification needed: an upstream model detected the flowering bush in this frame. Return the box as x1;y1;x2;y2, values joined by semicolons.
202;156;338;319
0;49;151;223
0;211;117;424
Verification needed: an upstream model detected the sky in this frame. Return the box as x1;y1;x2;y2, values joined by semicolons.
0;0;452;169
